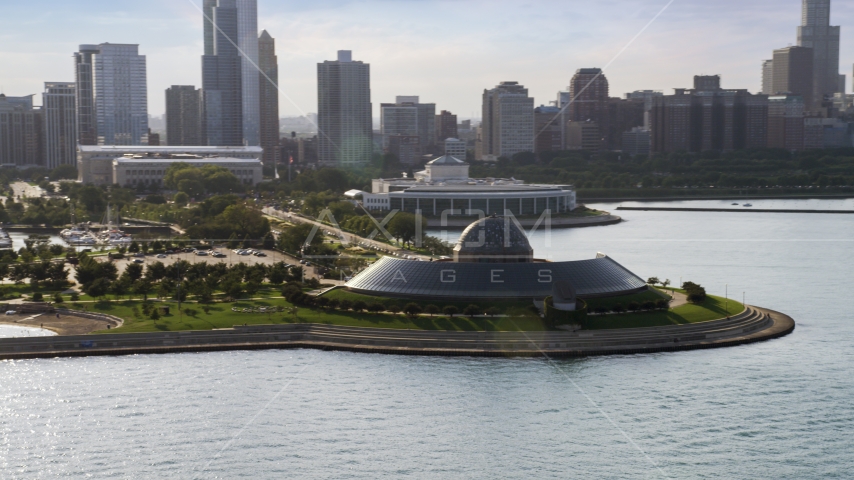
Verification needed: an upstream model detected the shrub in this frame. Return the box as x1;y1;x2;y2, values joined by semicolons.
485;307;501;317
424;305;440;316
611;303;626;314
316;297;330;309
463;305;481;317
328;299;341;310
386;304;401;315
682;281;707;304
656;299;670;310
70;292;80;302
53;293;64;304
627;301;640;312
150;309;160;321
403;303;422;318
641;301;656;311
594;306;608;314
32;292;43;302
442;305;459;317
339;300;354;311
367;303;385;314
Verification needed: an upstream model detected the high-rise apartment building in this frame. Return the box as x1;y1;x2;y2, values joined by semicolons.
74;45;99;145
165;86;203;146
387;134;421;165
444;138;467;161
380;96;436;154
237;0;260;147
0;94;43;166
650;76;768;153
772;46;814;110
91;44;149;146
43;83;77;169
534;105;563;153
762;59;775;95
568;68;610;146
317;51;373;166
480;82;534;160
797;0;841;104
258;30;280;166
607;97;645;150
435;110;458;143
624;90;663;129
203;0;243;146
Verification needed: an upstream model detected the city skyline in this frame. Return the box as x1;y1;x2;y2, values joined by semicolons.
2;0;853;120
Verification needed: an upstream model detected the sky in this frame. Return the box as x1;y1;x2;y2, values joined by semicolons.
1;0;853;120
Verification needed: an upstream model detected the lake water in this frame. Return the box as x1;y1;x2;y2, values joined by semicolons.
2;199;853;478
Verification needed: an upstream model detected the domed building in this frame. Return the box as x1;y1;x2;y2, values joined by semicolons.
453;215;534;263
344;216;646;301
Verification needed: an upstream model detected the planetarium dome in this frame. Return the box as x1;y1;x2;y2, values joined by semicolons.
453;215;534;263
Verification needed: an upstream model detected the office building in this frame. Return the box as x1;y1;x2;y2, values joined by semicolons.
444;138;467;161
165;86;203;146
43;83;77;169
387;134;421;165
0;94;43;166
568;69;610;146
624;90;664;129
622;127;651;157
607;97;645;150
762;60;775;95
380;96;436;153
317;51;373;166
651;76;768;153
76;44;148;146
202;0;243;146
797;0;842;104
237;0;260;146
772;46;814;109
435;110;458;143
78;145;263;185
534;105;563;153
480;82;534;160
258;30;280;166
767;94;805;150
74;45;99;145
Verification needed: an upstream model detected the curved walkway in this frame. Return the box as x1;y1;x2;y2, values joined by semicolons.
0;305;794;360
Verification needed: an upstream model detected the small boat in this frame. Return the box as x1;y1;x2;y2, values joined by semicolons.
743;203;753;207
731;203;739;206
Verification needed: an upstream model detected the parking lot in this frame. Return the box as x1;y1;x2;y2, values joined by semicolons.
101;248;330;282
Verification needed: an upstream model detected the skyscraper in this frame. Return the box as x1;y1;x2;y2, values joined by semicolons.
435;110;458;143
237;0;260;147
797;0;841;104
43;82;77;169
90;44;149;146
317;51;373;166
165;86;203;146
258;30;280;166
762;59;775;95
772;46;814;110
74;45;99;145
568;68;610;148
480;81;534;160
0;94;43;166
203;0;243;146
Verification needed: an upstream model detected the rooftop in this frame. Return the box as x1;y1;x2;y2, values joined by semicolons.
114;157;261;165
79;145;263;153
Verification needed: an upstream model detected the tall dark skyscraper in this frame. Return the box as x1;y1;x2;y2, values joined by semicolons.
317;51;373;166
74;45;99;145
202;0;243;146
797;0;841;103
772;46;814;110
43;82;77;168
258;30;280;166
166;86;203;146
0;94;43;166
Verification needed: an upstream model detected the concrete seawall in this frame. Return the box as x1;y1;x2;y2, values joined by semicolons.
617;207;854;214
0;306;794;360
426;215;622;230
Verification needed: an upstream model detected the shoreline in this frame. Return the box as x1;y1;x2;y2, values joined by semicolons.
425;214;622;230
580;193;854;203
617;206;854;214
0;306;794;360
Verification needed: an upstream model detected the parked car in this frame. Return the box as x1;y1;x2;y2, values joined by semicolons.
156;254;167;259
253;252;267;257
212;252;227;258
133;259;144;264
134;252;145;258
194;251;208;256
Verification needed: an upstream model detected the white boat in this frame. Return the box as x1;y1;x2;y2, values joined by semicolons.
95;205;133;246
743;203;753;207
0;229;11;249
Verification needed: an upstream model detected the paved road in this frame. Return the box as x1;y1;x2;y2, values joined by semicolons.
10;182;44;200
262;207;433;261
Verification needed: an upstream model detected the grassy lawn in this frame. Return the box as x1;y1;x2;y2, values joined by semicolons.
583;288;669;311
583;294;745;330
323;288;539;318
89;297;549;334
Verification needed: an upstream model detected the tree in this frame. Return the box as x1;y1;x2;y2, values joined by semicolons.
424;305;440;316
682;281;707;304
611;303;626;314
403;303;422;318
129;241;140;253
262;232;275;249
140;242;150;254
387;212;425;247
386;304;401;315
647;277;661;286
485;307;501;317
367;303;385;314
145;261;167;282
352;301;368;313
86;277;111;299
278;224;323;255
125;262;144;282
150;308;160;321
442;305;459;317
173;192;189;206
463;305;481;318
53;293;64;304
133;279;153;301
111;277;130;300
627;301;640;312
32;292;44;302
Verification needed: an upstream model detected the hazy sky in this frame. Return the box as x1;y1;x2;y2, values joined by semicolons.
1;0;852;119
